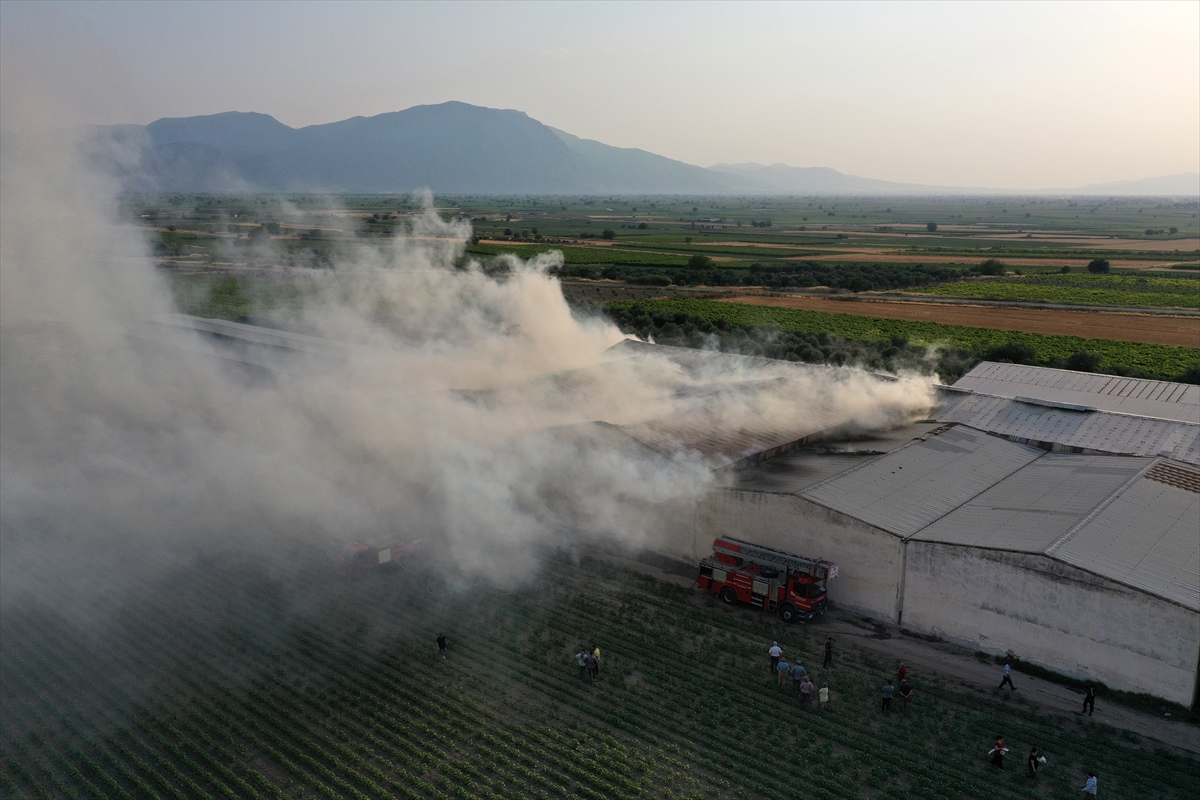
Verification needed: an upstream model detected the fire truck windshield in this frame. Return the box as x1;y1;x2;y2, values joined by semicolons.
802;580;826;598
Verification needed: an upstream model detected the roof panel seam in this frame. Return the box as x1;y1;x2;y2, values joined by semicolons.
1044;457;1162;556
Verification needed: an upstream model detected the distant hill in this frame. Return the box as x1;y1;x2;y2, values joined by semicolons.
707;162;985;195
93;102;760;195
1045;173;1200;196
87;102;1200;196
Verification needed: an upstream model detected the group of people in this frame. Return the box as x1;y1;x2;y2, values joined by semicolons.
575;644;603;680
879;663;915;713
767;640;830;709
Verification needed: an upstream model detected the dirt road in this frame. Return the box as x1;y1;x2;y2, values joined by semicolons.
718;294;1200;347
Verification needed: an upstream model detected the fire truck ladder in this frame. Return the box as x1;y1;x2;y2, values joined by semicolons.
713;536;837;579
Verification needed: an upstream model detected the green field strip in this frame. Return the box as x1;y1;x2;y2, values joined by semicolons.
909;275;1200;309
607;298;1200;377
4;557;1198;800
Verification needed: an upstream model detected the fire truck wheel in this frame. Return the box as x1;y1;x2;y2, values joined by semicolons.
778;603;798;624
719;587;738;605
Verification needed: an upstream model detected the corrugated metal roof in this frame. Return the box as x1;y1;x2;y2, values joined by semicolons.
720;422;943;494
1051;465;1200;610
939;393;1200;465
801;426;1042;537
953;362;1200;423
911;454;1152;551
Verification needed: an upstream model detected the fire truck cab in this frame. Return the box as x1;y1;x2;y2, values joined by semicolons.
697;536;837;623
337;538;420;579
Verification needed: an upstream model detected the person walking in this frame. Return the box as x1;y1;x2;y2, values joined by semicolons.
575;648;589;679
1082;686;1096;716
1027;747;1042;779
591;644;602;677
1081;772;1098;796
768;642;782;675
585;651;598;681
898;679;913;711
791;661;806;693
823;636;833;668
818;682;830;710
799;676;814;706
989;735;1007;770
998;662;1016;690
776;658;790;688
881;681;894;713
436;633;448;660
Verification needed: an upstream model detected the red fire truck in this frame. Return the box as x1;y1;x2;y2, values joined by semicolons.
338;538;421;578
698;536;838;623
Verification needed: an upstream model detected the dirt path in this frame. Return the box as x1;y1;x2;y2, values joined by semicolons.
718;295;1200;347
824;614;1200;755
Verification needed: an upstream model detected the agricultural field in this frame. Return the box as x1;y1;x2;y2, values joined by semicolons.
3;550;1197;800
907;274;1200;309
606;299;1200;381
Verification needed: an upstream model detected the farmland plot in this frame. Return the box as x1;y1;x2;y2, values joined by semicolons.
909;274;1200;309
2;550;1196;799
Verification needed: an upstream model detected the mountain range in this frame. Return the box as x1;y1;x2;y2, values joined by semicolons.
89;101;1200;196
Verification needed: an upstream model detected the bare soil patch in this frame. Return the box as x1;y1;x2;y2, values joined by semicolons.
719;295;1200;347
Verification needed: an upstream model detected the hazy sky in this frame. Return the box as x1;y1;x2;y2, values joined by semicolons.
2;0;1197;189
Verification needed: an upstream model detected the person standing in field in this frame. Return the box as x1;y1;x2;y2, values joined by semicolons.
799;676;814;706
791;661;806;693
591;644;601;677
436;633;448;660
881;681;894;713
585;651;598;681
818;682;830;710
768;641;782;675
1082;685;1096;716
823;636;833;667
1027;747;1041;779
776;658;790;688
1081;772;1098;796
575;649;589;680
998;662;1016;690
897;663;907;684
897;679;913;711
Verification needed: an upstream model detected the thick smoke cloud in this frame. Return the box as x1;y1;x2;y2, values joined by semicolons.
0;121;936;615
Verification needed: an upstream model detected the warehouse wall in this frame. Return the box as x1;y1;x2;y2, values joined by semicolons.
696;489;905;620
902;542;1200;708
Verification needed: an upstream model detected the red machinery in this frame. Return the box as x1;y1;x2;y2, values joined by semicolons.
337;538;421;578
698;536;837;623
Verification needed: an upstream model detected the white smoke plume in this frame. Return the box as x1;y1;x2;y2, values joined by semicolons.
1;116;936;617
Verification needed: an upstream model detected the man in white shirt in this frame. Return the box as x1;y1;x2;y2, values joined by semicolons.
1081;772;1097;796
998;662;1016;690
768;642;783;674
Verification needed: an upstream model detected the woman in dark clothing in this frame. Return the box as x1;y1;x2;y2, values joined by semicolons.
1082;686;1096;716
1027;747;1041;778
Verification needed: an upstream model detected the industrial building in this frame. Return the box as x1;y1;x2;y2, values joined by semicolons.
176;317;1200;707
697;361;1200;708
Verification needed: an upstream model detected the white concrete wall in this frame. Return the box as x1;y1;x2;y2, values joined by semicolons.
696;489;905;621
902;542;1200;708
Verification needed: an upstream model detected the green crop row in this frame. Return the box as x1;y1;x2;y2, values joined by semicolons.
910;274;1200;309
605;298;1200;379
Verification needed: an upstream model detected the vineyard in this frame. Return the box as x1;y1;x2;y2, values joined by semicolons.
606;299;1200;379
2;550;1197;800
909;274;1200;309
